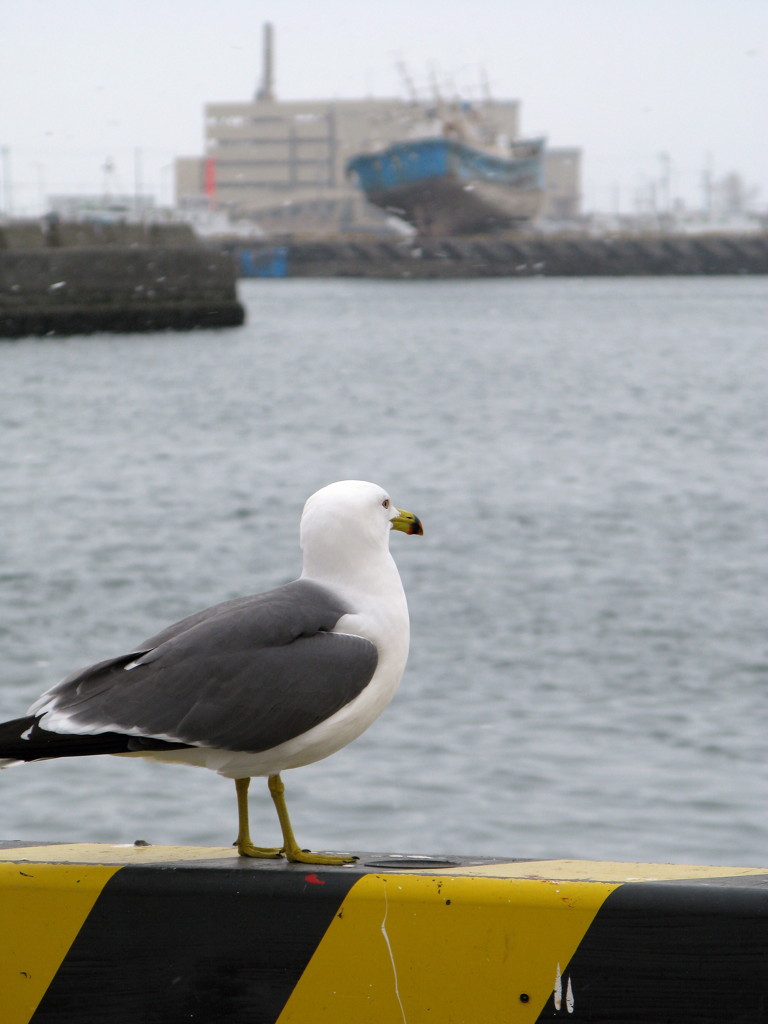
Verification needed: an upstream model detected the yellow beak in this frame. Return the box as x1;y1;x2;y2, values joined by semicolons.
391;508;424;536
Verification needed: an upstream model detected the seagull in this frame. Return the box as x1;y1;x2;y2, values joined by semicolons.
0;480;423;865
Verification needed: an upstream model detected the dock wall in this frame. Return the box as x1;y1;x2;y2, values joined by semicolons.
236;232;768;279
2;841;768;1023
0;222;244;338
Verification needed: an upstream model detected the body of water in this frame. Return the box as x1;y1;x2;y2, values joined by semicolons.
1;275;766;865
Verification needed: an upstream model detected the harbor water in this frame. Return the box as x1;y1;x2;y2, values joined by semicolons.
1;275;766;865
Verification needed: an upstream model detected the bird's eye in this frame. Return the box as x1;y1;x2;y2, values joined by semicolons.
382;498;391;509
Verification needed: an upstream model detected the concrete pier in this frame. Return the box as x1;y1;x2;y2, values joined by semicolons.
0;221;245;338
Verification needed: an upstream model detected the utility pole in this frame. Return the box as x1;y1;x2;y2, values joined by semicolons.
134;147;143;218
1;146;12;217
658;151;671;218
702;155;714;222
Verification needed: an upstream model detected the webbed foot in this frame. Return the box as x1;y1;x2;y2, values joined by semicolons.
235;840;283;859
283;842;358;866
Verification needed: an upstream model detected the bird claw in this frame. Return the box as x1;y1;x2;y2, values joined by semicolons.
234;837;356;865
284;846;358;865
235;841;283;859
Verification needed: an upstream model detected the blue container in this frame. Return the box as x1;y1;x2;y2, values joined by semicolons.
240;247;288;278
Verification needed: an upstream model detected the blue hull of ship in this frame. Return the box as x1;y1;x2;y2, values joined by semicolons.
347;137;544;235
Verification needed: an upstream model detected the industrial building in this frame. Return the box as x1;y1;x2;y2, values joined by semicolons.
174;27;581;236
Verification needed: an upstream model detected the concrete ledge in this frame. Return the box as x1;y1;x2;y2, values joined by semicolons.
0;247;244;338
0;221;199;250
0;301;245;337
1;841;767;1023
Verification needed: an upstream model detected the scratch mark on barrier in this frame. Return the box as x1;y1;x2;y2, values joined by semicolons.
380;883;407;1024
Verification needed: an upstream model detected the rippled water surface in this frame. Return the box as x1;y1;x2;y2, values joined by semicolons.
1;275;766;865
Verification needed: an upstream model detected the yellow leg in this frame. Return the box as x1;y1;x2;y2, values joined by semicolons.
268;773;357;865
234;777;282;858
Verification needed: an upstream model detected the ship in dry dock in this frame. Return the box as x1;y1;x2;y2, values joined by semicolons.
346;115;546;236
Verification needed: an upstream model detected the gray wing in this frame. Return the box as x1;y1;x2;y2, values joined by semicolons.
30;579;378;753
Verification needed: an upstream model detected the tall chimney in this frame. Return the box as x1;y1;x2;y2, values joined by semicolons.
255;22;275;101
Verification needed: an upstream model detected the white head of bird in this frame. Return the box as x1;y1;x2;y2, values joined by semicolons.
299;480;422;590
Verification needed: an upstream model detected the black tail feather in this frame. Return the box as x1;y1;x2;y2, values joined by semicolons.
0;716;191;764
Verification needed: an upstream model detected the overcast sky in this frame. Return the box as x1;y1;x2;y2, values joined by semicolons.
2;0;765;216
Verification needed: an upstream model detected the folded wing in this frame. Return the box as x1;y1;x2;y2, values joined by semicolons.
26;579;379;754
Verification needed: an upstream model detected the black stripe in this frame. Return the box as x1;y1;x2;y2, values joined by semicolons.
535;881;768;1022
32;860;359;1024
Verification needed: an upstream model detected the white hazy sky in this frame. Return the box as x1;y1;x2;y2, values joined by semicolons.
1;0;765;215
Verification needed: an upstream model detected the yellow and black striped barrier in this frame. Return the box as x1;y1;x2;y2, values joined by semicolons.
1;840;767;1022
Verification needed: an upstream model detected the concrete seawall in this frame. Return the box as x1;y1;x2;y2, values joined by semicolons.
235;232;768;279
0;221;245;338
2;841;768;1023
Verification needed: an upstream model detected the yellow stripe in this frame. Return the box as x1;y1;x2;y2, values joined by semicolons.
3;846;765;881
1;843;240;865
0;862;121;1024
433;859;768;882
277;871;620;1023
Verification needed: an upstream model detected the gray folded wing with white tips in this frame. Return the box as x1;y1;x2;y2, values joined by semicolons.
30;579;378;753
